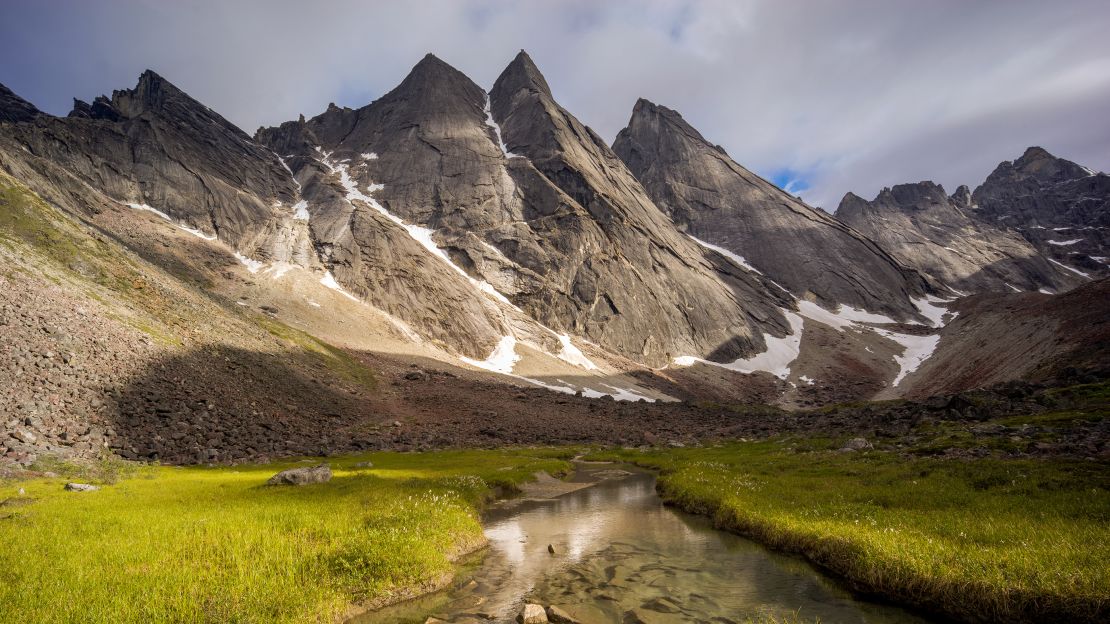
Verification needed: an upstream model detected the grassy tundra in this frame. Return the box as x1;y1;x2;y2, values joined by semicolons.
590;438;1109;623
0;450;572;623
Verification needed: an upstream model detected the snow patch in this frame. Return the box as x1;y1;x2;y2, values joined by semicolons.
518;376;577;395
264;262;295;280
461;336;520;374
126;203;217;241
292;200;310;221
673;311;803;379
1047;238;1082;246
799;375;815;386
688;234;761;274
1038;288;1055;295
796;300;896;330
320;271;360;302
233;252;264;274
910;296;952;328
361;152;378;160
483;95;520;158
276;155;301;192
1049;259;1090;278
556;334;598;370
875;329;941;386
597;384;656;403
306;299;322;308
318;150;515;306
1006;283;1022;292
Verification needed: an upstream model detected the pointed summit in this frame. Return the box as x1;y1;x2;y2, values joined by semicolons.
978;145;1092;192
1016;145;1054;166
393;52;481;100
614;99;931;319
493;50;552;99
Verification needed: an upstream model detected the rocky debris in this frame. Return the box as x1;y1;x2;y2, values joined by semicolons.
518;604;548;624
266;464;332;486
837;180;1076;294
64;483;99;492
840;438;873;452
613;98;930;320
547;543;557;555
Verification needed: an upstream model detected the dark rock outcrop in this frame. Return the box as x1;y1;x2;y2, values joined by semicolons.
0;83;41;123
612;98;930;320
837;181;1076;293
971;146;1109;279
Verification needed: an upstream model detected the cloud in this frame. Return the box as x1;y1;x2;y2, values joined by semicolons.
2;0;1107;210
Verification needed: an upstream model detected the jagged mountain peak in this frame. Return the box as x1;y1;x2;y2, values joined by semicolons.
68;95;123;121
0;83;43;123
111;69;179;114
106;69;253;142
982;145;1093;188
838;175;1077;294
950;184;973;208
614;98;930;319
881;181;949;207
623;97;717;151
494;49;553;99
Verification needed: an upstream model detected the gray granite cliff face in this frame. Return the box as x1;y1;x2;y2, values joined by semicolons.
257;52;793;366
5;56;1103;374
613;98;931;319
0;71;296;250
837;181;1077;293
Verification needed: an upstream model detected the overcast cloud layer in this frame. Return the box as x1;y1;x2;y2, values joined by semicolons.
3;0;1108;210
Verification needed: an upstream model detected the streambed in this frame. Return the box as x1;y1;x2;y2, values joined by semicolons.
355;463;930;623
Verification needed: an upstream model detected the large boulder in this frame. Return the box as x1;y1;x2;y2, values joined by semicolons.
518;603;548;623
840;438;874;452
267;464;332;486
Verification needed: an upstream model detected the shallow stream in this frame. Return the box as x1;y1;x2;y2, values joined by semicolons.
355;463;931;624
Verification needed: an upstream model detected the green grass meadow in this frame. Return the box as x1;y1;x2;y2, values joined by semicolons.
0;450;572;623
588;441;1110;623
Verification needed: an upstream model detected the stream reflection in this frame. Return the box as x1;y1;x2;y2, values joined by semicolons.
355;464;931;624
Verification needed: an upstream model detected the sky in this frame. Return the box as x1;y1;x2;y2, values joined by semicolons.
2;0;1108;210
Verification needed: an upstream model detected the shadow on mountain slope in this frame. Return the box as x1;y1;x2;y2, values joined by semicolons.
102;343;811;464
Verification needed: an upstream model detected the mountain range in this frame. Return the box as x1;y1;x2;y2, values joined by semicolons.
1;50;1106;466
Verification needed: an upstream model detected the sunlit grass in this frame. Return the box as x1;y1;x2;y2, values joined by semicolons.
588;442;1110;622
0;450;572;623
